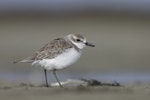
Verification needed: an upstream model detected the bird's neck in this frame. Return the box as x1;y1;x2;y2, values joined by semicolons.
65;38;81;52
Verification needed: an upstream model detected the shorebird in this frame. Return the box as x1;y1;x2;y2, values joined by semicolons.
14;34;95;88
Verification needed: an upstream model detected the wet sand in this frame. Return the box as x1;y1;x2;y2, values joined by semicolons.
0;80;150;100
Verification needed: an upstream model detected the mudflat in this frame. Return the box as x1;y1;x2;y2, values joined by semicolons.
0;81;150;100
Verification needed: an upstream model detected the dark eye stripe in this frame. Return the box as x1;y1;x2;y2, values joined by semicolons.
76;39;81;42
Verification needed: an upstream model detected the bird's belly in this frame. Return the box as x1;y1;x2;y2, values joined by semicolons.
35;48;81;70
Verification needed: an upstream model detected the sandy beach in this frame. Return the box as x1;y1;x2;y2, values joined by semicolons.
0;2;150;100
0;80;150;100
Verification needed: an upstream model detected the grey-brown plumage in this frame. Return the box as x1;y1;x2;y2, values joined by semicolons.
17;38;74;63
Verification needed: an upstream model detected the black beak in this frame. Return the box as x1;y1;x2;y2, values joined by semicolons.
85;42;95;47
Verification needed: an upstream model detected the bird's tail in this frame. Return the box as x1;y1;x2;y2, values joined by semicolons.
13;59;33;64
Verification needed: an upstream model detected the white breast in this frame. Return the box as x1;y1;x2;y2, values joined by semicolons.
33;48;81;70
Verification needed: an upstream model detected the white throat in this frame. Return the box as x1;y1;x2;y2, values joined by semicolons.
72;42;86;49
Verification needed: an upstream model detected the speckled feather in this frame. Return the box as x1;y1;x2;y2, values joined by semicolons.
21;38;73;62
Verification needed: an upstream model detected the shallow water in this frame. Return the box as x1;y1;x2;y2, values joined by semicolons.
0;71;150;85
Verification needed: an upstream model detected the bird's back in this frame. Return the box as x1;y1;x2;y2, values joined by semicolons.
15;38;73;63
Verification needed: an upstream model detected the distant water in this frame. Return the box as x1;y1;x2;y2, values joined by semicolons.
0;71;150;85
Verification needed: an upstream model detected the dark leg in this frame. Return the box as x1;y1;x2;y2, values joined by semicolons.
44;69;49;87
53;70;63;88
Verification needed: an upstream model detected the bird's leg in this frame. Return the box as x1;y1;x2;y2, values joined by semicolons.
53;70;63;88
44;69;49;87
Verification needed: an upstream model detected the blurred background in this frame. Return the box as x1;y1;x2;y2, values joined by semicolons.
0;0;150;85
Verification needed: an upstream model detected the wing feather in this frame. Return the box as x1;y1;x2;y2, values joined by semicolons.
20;38;72;63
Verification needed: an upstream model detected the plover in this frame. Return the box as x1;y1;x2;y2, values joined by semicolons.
14;34;95;88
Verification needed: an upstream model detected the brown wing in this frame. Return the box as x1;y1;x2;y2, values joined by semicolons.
20;38;72;62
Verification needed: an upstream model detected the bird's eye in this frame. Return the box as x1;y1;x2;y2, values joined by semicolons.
76;39;81;42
